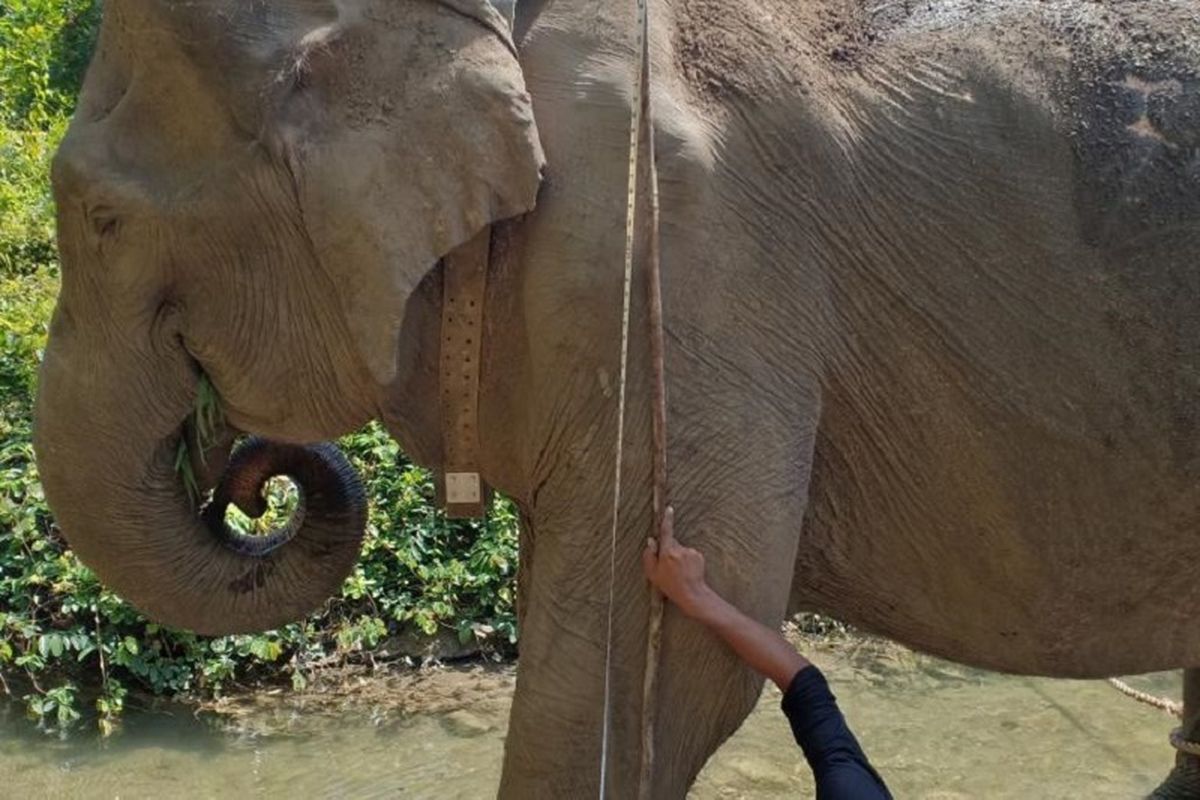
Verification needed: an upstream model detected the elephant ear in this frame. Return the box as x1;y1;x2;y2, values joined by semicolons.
271;0;544;383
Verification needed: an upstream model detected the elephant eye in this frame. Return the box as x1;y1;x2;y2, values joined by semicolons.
88;205;121;240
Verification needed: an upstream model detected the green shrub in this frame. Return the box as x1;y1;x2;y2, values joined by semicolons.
0;0;101;276
0;122;62;276
0;0;102;127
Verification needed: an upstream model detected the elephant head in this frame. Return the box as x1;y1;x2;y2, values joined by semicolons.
34;0;544;634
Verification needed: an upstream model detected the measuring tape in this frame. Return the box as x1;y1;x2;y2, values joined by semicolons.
599;0;668;796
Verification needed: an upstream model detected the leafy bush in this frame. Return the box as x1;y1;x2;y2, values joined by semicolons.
0;0;521;736
0;123;61;276
0;0;100;126
0;0;101;276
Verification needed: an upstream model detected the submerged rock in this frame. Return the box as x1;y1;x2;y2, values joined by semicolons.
441;709;496;738
382;630;482;663
726;754;792;789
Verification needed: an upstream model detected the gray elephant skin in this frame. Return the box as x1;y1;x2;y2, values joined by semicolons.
33;1;1200;796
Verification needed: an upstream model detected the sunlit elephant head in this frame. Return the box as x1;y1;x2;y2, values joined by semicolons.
34;0;543;634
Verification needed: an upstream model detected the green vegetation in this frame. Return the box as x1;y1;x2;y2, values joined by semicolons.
0;0;99;275
0;0;519;736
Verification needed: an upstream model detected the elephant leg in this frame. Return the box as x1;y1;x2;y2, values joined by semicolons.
645;484;812;798
1150;668;1200;799
499;389;817;798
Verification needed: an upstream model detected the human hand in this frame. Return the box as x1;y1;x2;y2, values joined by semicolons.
643;507;718;620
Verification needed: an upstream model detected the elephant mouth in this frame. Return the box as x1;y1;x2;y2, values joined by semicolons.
171;370;340;559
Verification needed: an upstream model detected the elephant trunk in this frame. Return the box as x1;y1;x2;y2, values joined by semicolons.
33;326;366;636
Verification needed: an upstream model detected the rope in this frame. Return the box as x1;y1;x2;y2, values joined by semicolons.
1105;677;1200;766
1171;727;1200;757
597;0;652;795
1107;677;1183;718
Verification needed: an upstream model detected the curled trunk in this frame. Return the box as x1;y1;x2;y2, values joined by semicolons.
35;346;366;635
48;432;364;635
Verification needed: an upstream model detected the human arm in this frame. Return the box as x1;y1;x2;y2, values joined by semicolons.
781;666;893;799
642;508;893;800
640;508;807;690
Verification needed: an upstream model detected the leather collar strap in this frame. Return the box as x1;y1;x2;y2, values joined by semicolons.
435;0;511;519
439;228;491;518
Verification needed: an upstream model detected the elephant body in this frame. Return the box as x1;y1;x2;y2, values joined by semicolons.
35;0;1200;796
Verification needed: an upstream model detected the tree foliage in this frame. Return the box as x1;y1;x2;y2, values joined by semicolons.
0;0;100;275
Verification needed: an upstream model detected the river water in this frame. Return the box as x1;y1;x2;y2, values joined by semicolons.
0;637;1180;798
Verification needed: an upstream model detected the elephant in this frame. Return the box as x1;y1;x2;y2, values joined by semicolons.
33;0;1200;796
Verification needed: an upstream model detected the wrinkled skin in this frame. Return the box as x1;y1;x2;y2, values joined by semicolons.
34;0;1200;796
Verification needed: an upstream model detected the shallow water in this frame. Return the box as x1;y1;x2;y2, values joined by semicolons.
0;640;1181;798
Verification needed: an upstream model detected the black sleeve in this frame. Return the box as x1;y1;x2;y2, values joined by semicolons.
781;666;893;800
